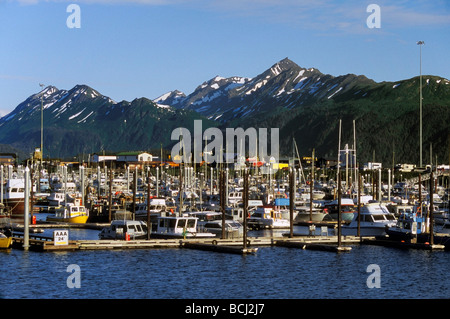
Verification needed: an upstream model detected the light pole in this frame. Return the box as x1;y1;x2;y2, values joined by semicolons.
39;83;45;160
417;41;424;168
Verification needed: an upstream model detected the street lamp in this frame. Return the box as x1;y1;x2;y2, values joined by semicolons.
39;83;44;160
417;41;424;168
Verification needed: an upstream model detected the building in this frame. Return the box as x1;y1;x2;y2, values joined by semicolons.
116;152;153;163
0;153;16;165
91;154;117;163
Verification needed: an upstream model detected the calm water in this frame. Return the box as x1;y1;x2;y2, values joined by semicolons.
1;226;449;300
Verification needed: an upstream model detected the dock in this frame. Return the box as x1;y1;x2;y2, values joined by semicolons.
362;237;446;251
10;233;361;253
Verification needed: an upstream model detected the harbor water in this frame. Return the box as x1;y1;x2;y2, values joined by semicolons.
1;226;450;300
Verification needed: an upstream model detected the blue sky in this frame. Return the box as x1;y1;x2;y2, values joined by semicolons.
0;0;449;116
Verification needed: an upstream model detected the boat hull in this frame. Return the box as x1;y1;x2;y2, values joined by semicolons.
294;213;326;223
0;237;12;249
150;232;216;239
46;216;89;224
341;225;389;237
4;198;29;223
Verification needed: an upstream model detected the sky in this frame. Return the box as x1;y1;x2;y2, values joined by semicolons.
0;0;449;116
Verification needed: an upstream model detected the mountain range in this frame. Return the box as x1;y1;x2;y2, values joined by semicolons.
0;58;449;166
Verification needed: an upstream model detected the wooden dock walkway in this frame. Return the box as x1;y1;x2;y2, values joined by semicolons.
10;234;363;253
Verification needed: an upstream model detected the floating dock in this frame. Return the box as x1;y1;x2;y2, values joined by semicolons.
362;237;446;251
10;233;361;254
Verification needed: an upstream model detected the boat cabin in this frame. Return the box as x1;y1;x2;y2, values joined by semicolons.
99;220;148;240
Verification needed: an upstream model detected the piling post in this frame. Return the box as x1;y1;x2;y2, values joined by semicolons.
289;168;294;238
419;173;422;218
429;170;434;245
0;165;3;204
23;167;30;250
132;167;137;218
147;169;151;240
337;171;342;248
108;168;113;223
243;168;249;249
378;168;382;202
220;169;226;239
80;165;85;205
357;167;361;238
156;167;159;198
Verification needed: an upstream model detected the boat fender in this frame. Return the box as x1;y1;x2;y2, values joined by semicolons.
212;240;218;245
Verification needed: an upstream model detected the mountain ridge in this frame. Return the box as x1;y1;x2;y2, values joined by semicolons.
0;57;449;164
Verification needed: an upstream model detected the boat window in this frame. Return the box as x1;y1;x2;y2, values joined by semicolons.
372;214;385;221
386;214;396;221
128;225;136;232
135;225;142;232
177;219;186;228
169;219;176;229
187;219;196;228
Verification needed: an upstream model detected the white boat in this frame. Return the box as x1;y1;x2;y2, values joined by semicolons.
99;220;148;240
227;191;243;205
294;206;326;223
47;191;68;206
248;206;290;230
342;202;397;237
151;215;215;239
324;198;355;221
134;198;168;220
187;211;243;238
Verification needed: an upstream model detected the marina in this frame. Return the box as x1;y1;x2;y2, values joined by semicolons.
1;161;450;301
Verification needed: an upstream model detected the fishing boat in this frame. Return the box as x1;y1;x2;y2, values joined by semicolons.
134;197;168;220
99;220;148;240
151;215;215;239
248;206;290;230
385;208;428;241
46;203;89;223
3;178;34;223
323;198;355;222
47;191;67;207
342;202;397;237
187;211;243;239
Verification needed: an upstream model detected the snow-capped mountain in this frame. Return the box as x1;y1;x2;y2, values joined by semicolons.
0;84;211;158
0;57;449;163
154;58;376;123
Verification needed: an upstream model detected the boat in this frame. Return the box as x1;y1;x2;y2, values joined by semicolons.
151;215;215;239
323;198;355;221
187;211;244;239
3;178;34;223
46;203;89;223
294;205;326;223
0;231;12;249
342;202;397;237
248;206;290;230
0;205;12;249
227;190;243;205
134;197;168;221
385;208;428;241
99;220;148;240
47;191;67;207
